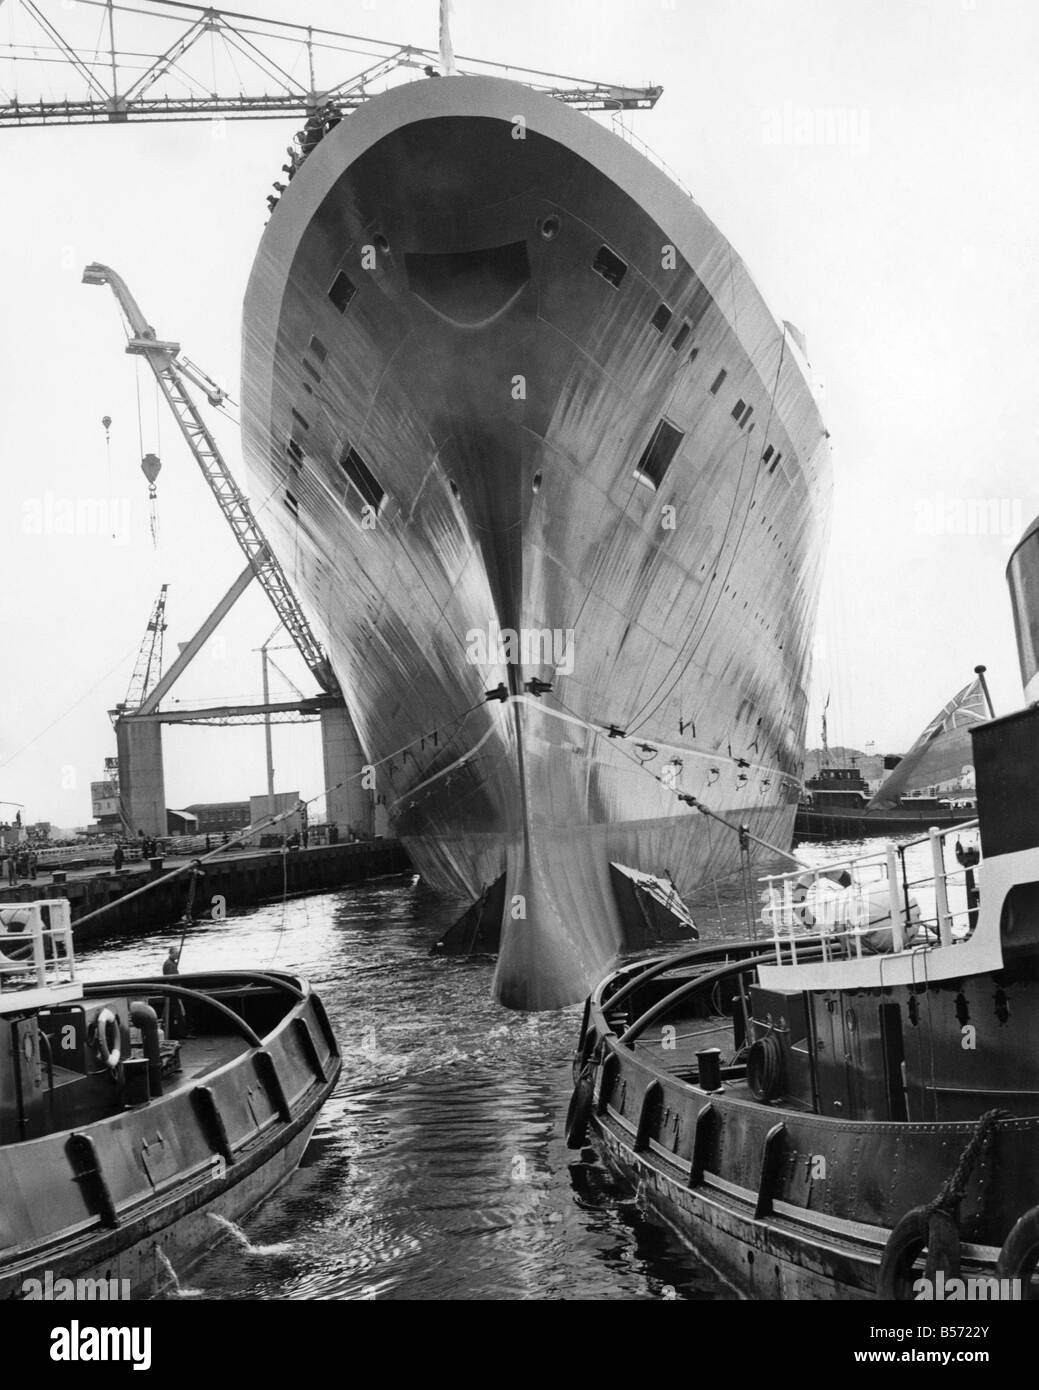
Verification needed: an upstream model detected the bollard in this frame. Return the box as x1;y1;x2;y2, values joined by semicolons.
697;1047;723;1092
149;857;164;873
122;1057;151;1106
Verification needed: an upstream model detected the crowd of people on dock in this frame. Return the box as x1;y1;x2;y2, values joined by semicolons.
1;847;38;885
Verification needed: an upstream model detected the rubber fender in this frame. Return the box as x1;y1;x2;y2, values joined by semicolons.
878;1206;960;1300
996;1205;1039;1297
565;1062;596;1150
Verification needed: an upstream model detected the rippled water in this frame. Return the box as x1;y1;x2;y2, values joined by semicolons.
78;875;740;1301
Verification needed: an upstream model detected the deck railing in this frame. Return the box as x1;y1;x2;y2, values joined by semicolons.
0;900;77;996
760;821;981;967
606;111;698;203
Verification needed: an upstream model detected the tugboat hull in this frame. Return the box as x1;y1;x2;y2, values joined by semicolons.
1;970;341;1301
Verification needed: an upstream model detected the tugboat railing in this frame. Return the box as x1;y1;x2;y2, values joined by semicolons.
0;900;77;1004
760;821;982;967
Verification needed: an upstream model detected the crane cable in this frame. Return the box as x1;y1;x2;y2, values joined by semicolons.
133;336;160;550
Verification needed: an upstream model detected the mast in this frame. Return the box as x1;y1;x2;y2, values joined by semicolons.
821;694;831;768
975;664;996;719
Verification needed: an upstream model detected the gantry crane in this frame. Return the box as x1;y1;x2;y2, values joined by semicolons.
0;1;661;127
83;261;339;699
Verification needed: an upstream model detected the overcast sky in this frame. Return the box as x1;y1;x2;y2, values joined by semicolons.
1;0;1036;828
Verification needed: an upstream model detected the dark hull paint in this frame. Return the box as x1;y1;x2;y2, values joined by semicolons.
574;947;1039;1299
795;806;976;842
1;973;340;1301
242;76;831;1008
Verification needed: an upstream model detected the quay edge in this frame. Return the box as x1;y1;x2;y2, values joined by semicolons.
0;840;412;942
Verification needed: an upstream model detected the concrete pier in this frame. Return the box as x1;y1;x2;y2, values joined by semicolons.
0;839;412;943
115;719;166;837
321;704;374;838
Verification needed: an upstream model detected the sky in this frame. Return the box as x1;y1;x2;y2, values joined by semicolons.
1;0;1037;829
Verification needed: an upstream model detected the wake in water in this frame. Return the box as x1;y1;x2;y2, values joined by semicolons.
155;1249;203;1299
209;1213;295;1257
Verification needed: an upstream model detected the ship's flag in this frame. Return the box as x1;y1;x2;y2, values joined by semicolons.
439;0;459;76
868;676;990;810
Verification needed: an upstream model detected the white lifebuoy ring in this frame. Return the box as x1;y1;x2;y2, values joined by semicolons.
95;1007;122;1070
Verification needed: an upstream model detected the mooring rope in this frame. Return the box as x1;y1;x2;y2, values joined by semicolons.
74;695;490;928
926;1109;1005;1217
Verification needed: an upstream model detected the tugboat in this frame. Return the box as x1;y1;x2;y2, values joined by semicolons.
794;673;989;843
566;550;1039;1298
0;898;340;1299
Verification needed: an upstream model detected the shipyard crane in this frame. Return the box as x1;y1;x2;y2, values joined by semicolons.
114;583;169;720
83;261;339;699
0;1;661;127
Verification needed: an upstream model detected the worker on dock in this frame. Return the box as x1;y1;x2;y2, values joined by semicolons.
113;843;124;872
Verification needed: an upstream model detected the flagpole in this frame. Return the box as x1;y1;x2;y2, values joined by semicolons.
974;664;996;719
439;0;459;76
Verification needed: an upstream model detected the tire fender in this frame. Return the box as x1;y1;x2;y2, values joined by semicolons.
878;1205;960;1300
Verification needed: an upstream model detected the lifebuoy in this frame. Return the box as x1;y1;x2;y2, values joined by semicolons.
565;1063;596;1150
94;1007;122;1070
878;1205;961;1300
0;909;34;962
996;1205;1039;1296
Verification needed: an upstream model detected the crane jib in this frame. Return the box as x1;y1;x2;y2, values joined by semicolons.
84;262;340;701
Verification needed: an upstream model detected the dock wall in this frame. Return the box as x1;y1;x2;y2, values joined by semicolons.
0;840;412;944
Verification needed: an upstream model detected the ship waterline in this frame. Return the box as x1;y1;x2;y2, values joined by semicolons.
242;75;831;1009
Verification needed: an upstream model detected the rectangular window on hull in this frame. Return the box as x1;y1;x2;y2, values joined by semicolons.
308;335;328;362
671;322;691;352
328;270;357;313
710;369;727;395
651;303;672;332
302;358;321;384
634;419;684;491
339;446;385;517
284;490;299;517
291;409;310;431
592;244;627;289
769;450;783;475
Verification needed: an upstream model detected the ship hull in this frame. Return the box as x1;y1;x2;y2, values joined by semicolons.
794;805;977;843
242;76;831;1009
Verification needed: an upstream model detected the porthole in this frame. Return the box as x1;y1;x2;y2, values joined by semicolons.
532;471;543;493
539;215;561;241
